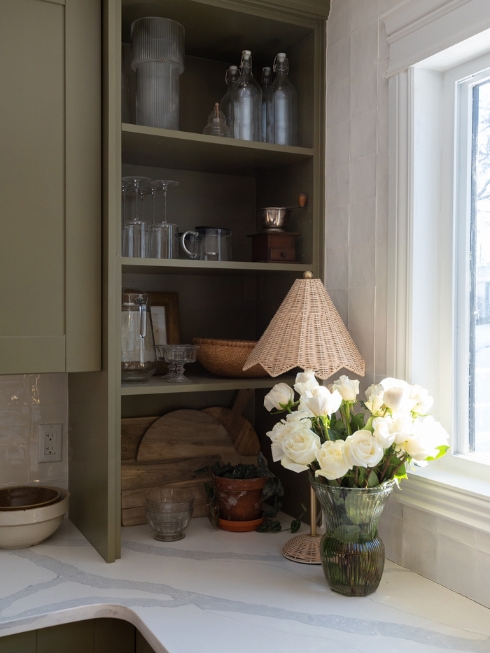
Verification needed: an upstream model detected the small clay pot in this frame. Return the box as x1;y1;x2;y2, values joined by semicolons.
213;474;267;522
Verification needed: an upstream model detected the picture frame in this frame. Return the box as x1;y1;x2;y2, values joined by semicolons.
148;292;180;375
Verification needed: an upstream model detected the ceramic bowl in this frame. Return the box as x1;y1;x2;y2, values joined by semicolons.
0;485;60;511
0;487;69;549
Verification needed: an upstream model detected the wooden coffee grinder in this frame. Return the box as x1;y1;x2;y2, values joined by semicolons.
250;194;306;263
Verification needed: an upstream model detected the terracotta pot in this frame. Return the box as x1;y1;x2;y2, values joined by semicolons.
213;474;267;521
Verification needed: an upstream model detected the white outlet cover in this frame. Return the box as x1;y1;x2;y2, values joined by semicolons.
38;424;62;463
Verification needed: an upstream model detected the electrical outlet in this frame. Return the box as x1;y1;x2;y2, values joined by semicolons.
38;424;62;463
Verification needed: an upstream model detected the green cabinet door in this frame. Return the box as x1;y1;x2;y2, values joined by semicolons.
0;0;101;374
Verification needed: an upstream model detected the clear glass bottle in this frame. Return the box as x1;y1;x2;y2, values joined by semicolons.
260;67;272;143
232;50;262;142
220;65;239;136
266;53;297;146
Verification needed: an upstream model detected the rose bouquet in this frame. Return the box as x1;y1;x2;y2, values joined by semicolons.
264;371;449;488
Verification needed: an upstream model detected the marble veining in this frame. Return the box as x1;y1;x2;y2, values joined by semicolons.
0;518;489;653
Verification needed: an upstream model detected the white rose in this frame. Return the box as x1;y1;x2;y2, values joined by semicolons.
266;419;297;443
329;375;359;402
315;440;352;480
410;384;434;415
264;383;295;411
344;430;384;468
365;384;385;416
294;370;319;396
397;416;449;461
280;426;321;473
380;378;416;413
303;386;342;417
266;419;305;463
286;410;312;426
372;417;397;449
373;414;415;449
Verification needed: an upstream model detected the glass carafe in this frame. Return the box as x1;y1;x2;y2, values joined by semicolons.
232;50;262;141
266;53;297;146
121;289;157;382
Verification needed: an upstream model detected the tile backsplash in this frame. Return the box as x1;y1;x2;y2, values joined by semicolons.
0;374;68;489
379;497;490;609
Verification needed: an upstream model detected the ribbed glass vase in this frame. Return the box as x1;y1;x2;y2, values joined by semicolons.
311;477;395;597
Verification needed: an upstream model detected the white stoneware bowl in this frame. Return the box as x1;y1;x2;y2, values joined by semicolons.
0;487;69;549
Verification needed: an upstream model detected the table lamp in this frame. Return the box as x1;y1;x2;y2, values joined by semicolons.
243;271;365;563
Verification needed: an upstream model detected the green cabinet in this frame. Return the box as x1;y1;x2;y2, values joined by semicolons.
68;0;327;562
0;619;155;653
0;0;101;374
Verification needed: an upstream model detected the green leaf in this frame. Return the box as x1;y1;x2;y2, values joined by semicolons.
290;518;301;534
256;519;282;533
425;445;450;462
367;471;379;487
394;464;407;481
327;428;344;441
351;413;366;431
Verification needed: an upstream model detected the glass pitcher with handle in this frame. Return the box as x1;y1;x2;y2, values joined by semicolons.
121;289;157;381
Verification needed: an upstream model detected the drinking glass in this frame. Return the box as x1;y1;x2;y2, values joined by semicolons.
122;176;152;223
145;488;194;541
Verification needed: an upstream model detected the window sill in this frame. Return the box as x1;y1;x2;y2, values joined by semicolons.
391;459;490;534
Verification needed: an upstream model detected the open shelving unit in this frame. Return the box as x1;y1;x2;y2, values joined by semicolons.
121;371;296;396
68;0;327;563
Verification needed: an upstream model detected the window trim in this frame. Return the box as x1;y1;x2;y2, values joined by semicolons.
386;49;490;528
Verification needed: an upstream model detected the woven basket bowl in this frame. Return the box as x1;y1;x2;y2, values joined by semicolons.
193;338;269;378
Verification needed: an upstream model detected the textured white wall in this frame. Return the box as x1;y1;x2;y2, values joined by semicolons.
0;374;68;489
325;0;490;608
326;0;396;388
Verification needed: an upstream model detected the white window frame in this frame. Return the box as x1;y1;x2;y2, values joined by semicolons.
381;0;490;532
453;59;490;458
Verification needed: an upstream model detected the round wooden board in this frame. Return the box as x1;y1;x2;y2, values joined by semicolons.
136;409;241;464
202;406;261;456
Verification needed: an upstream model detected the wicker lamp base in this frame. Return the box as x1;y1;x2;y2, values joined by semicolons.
282;488;322;564
282;533;322;564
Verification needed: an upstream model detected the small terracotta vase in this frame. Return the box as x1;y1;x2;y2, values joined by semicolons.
212;474;267;522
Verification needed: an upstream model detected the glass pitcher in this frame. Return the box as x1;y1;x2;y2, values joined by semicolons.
121;289;157;382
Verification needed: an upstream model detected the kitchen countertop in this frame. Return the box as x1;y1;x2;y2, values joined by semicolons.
0;518;489;653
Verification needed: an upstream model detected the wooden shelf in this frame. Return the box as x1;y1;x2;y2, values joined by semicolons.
121;124;314;175
121;370;295;396
121;257;313;276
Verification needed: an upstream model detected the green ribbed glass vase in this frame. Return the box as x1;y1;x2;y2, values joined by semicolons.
311;477;395;597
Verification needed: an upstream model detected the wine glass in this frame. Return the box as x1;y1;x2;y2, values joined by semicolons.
151;180;179;224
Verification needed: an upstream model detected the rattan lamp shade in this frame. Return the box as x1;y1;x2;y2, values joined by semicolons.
243;276;365;379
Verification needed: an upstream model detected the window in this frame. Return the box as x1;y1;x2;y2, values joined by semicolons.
383;0;490;515
454;61;490;461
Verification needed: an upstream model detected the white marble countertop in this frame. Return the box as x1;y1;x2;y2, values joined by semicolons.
0;517;489;653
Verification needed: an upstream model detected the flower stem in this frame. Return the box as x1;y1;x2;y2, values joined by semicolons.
378;451;393;483
345;403;352;436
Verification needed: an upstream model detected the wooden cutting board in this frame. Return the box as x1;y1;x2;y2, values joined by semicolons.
121;456;217;492
136;409;241;464
121;409;257;527
202;389;261;456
